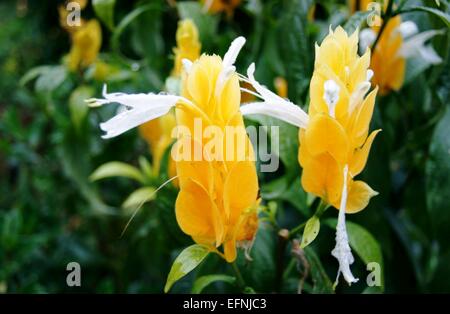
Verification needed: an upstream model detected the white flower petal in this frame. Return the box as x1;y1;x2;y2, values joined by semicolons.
399;29;444;59
331;165;359;286
359;29;376;53
418;45;443;64
90;89;186;139
215;37;246;97
397;21;419;39
239;63;309;128
223;36;246;70
240;101;309;129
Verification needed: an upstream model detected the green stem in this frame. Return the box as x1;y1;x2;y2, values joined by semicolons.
283;258;296;279
231;262;246;291
288;221;307;239
371;0;394;52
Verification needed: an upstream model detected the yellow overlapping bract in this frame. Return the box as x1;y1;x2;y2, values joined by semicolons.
370;16;405;95
299;27;380;213
174;55;259;262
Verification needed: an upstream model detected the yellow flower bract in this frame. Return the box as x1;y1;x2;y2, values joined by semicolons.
299;26;380;213
371;16;406;95
175;55;259;262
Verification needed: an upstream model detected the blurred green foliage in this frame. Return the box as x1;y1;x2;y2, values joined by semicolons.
0;0;449;293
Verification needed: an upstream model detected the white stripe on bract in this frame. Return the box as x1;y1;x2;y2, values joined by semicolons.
87;86;186;139
399;29;444;62
331;165;359;286
240;63;309;128
240;101;308;129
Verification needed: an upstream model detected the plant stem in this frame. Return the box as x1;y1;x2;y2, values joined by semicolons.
371;0;394;52
288;221;307;238
231;262;246;291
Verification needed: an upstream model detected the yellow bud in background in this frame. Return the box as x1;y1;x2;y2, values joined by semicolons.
274;77;288;99
173;19;201;76
201;0;241;18
67;20;102;72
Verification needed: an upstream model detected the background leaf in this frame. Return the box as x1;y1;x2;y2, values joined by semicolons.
164;244;210;293
90;161;145;183
191;274;236;294
93;0;116;31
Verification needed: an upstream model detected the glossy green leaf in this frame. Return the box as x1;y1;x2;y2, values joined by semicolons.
164;244;210;293
69;86;93;131
34;66;67;92
93;0;116;30
301;216;320;248
426;107;450;249
303;247;334;294
90;162;145;183
399;6;450;27
344;10;371;34
191;275;236;294
122;186;156;209
280;0;313;103
177;1;219;46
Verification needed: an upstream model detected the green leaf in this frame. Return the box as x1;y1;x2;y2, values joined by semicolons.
164;244;210;293
344;10;371;34
426;107;450;249
191;275;236;294
92;0;116;31
177;1;219;47
405;56;434;85
303;247;334;293
34;66;67;92
324;219;384;290
244;115;300;175
280;0;313;103
69;86;93;131
111;4;160;63
90;162;145;183
399;6;450;27
19;65;52;86
301;216;320;248
138;156;153;179
122;186;156;209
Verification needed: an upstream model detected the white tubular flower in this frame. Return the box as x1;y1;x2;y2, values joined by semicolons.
87;37;247;139
331;165;359;286
239;63;309;129
216;36;246;97
399;29;444;65
86;86;189;139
